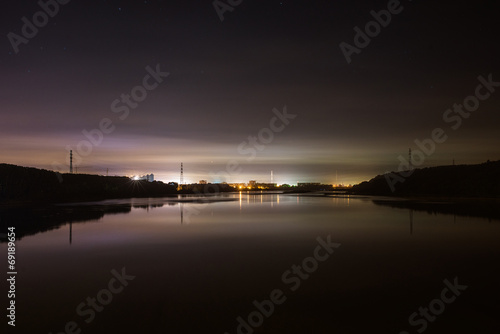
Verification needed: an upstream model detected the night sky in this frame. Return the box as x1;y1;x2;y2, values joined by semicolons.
2;0;499;185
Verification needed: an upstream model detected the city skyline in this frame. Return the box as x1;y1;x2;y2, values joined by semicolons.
60;161;355;187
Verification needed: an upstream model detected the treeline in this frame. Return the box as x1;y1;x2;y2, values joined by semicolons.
283;184;335;193
0;164;177;203
178;183;236;194
352;160;500;197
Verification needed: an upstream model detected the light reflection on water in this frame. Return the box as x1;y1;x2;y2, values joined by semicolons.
1;193;499;333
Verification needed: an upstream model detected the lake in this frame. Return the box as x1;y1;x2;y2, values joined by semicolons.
1;193;499;334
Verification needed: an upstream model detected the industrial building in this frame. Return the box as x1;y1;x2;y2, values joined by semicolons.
132;174;154;182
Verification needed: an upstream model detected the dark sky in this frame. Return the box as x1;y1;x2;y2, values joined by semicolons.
1;0;499;184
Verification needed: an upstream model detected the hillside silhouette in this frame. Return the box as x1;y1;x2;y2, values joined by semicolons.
0;163;177;203
352;160;500;197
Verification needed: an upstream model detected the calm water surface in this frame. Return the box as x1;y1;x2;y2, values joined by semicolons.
2;193;499;333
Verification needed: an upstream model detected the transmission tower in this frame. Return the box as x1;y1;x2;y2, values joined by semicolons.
180;162;184;187
70;150;73;173
409;148;412;170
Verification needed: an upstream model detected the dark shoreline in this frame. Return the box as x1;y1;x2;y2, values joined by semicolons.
351;160;500;198
2;161;499;205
